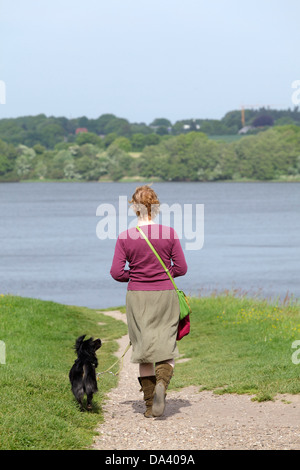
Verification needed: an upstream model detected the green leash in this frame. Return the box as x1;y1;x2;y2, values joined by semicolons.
136;225;179;290
136;225;192;321
96;341;131;379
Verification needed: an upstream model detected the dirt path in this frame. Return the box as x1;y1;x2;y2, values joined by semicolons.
92;310;300;451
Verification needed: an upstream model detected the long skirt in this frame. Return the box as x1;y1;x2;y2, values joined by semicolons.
125;290;180;364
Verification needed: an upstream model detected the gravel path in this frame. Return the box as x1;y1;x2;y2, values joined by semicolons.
92;310;300;451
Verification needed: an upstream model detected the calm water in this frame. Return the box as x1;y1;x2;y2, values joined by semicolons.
0;182;299;308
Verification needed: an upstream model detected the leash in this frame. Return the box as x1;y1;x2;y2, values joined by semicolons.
96;341;131;379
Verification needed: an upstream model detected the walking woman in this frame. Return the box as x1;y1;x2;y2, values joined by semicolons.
110;185;188;417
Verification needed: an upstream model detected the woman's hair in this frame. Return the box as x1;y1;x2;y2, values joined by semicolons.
129;185;160;219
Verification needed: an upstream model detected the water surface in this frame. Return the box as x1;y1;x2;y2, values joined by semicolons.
0;182;299;308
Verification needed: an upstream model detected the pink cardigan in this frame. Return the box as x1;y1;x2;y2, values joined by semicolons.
110;224;188;291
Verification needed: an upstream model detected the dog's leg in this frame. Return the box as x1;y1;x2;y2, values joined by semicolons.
70;364;85;411
76;389;85;411
86;392;93;411
84;364;98;411
71;383;84;410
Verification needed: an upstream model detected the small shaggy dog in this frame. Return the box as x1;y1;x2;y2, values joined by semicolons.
69;335;102;410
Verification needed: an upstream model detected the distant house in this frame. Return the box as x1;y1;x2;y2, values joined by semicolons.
238;125;254;135
75;128;88;134
182;123;200;131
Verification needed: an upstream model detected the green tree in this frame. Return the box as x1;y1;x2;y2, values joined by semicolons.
35;121;65;148
106;144;134;181
0;139;17;175
103;133;117;148
75;132;103;147
15;155;32;177
113;137;132;152
144;134;160;146
78;143;99;158
33;143;46;155
94;114;117;134
0;155;10;175
74;156;94;177
156;126;169;136
129;122;152;135
150;118;172;128
47;149;73;179
131;133;146;151
33;160;47;179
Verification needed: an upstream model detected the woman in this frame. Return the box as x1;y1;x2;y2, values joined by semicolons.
110;185;187;418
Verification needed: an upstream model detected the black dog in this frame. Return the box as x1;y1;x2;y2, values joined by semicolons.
69;335;102;410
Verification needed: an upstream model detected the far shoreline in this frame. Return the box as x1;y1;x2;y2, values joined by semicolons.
1;177;300;184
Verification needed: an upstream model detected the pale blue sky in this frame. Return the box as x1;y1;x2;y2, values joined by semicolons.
0;0;299;123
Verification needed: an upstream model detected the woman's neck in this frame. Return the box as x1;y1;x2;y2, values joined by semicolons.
137;217;155;226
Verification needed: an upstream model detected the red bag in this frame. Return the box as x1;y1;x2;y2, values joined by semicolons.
176;314;190;340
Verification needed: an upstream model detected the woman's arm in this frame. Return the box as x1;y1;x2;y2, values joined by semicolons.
169;236;188;278
110;237;130;282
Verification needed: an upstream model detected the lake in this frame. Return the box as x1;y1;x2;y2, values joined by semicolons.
0;182;299;308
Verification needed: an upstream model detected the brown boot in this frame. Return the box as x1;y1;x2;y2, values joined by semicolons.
152;363;173;417
138;376;156;418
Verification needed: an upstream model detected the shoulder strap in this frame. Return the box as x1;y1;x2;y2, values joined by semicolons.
136;225;178;291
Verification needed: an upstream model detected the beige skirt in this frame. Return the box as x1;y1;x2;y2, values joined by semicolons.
126;290;180;364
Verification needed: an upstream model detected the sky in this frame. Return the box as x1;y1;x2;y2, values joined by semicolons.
0;0;299;124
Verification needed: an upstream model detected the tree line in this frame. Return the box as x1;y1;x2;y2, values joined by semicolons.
0;107;299;149
0;124;299;182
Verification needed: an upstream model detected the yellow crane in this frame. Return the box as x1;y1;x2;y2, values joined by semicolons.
241;104;262;127
241;104;284;127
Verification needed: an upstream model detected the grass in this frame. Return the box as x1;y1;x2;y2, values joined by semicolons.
171;293;300;402
0;295;127;450
208;135;244;143
0;292;299;449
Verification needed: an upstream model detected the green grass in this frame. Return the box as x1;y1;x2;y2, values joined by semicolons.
208;135;244;143
0;295;127;450
1;292;299;449
171;293;300;402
